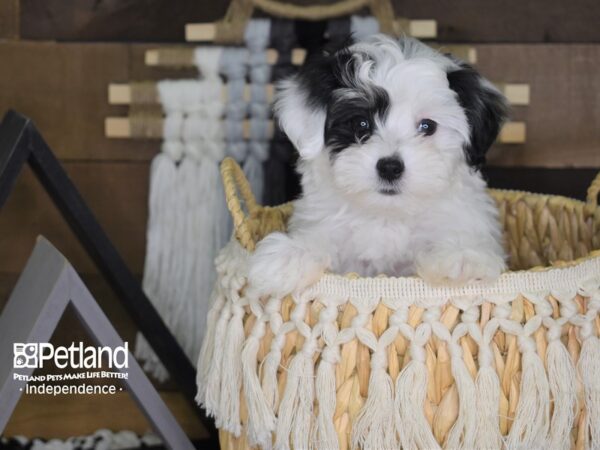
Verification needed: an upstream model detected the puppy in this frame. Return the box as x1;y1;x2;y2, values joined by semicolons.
249;35;508;297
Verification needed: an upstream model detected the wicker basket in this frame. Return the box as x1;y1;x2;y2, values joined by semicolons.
196;158;600;450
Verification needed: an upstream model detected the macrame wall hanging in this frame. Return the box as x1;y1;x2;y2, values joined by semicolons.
135;49;228;381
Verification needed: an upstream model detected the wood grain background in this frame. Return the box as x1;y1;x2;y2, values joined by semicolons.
0;0;599;439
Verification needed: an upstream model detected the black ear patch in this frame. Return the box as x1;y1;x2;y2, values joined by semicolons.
447;63;508;168
294;37;356;110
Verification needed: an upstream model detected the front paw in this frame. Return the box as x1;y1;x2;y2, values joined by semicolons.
416;247;506;286
247;232;328;297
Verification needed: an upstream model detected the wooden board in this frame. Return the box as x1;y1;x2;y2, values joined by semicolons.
0;0;19;39
476;44;600;168
0;41;161;161
17;0;600;43
3;391;207;439
0;162;149;275
19;0;226;42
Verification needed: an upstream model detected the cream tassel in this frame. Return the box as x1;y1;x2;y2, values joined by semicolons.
472;318;503;450
261;347;283;411
203;301;231;417
545;323;577;450
352;345;397;450
195;286;225;405
394;324;440;450
577;334;600;449
242;318;276;448
217;302;246;436
313;348;340;450
475;366;503;449
275;351;315;450
506;331;550;449
445;349;477;450
262;321;294;412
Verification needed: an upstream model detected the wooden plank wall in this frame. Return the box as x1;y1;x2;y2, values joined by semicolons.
0;0;599;440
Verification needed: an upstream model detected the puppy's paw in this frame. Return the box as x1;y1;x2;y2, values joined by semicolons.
247;232;328;297
416;247;506;286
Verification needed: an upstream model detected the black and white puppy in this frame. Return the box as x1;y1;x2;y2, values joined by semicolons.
249;35;508;296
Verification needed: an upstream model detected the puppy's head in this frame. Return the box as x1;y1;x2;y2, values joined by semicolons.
275;35;508;209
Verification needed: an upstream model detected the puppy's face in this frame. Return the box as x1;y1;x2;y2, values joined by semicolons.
276;36;508;210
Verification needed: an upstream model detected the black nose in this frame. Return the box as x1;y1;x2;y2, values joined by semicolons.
376;157;404;182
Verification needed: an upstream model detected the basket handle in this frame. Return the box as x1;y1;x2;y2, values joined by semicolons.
221;157;259;251
586;171;600;214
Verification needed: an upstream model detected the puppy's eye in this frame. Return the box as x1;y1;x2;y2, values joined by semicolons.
352;117;371;131
418;119;437;136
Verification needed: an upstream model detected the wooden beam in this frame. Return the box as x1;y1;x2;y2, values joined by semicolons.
434;45;478;64
498;121;526;144
108;82;275;105
145;47;306;67
395;18;438;39
185;20;438;42
497;83;530;106
105;117;275;140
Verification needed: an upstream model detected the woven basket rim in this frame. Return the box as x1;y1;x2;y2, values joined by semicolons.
243;189;600;302
305;250;600;304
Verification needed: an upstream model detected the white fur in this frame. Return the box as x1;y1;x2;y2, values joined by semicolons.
250;36;506;296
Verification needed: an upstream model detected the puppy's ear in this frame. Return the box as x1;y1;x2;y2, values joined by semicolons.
447;63;509;168
274;77;326;160
275;41;354;160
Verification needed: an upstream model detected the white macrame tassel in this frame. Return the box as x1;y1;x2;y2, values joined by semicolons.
136;142;181;382
351;345;397;450
195;286;225;404
394;324;440;450
545;324;577;450
445;350;477;450
203;301;232;417
578;334;600;449
506;330;550;449
475;365;503;449
242;319;276;448
476;311;505;449
312;303;342;450
261;347;282;411
262;321;294;412
313;348;339;450
275;351;315;450
217;302;246;436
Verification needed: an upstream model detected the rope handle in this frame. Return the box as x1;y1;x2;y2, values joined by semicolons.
586;171;600;213
221;157;259;251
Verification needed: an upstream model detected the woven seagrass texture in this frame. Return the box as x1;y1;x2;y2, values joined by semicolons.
217;158;600;449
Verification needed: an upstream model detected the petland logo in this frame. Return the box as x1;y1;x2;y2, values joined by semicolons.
13;342;129;370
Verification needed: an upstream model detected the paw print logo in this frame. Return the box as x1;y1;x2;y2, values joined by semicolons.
13;343;38;369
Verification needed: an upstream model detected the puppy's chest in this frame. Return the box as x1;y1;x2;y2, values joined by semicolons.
331;219;415;276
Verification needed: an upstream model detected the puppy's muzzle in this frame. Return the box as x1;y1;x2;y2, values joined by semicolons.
376;157;404;182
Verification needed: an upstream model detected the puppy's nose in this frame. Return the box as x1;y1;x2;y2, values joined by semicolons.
376;157;404;182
